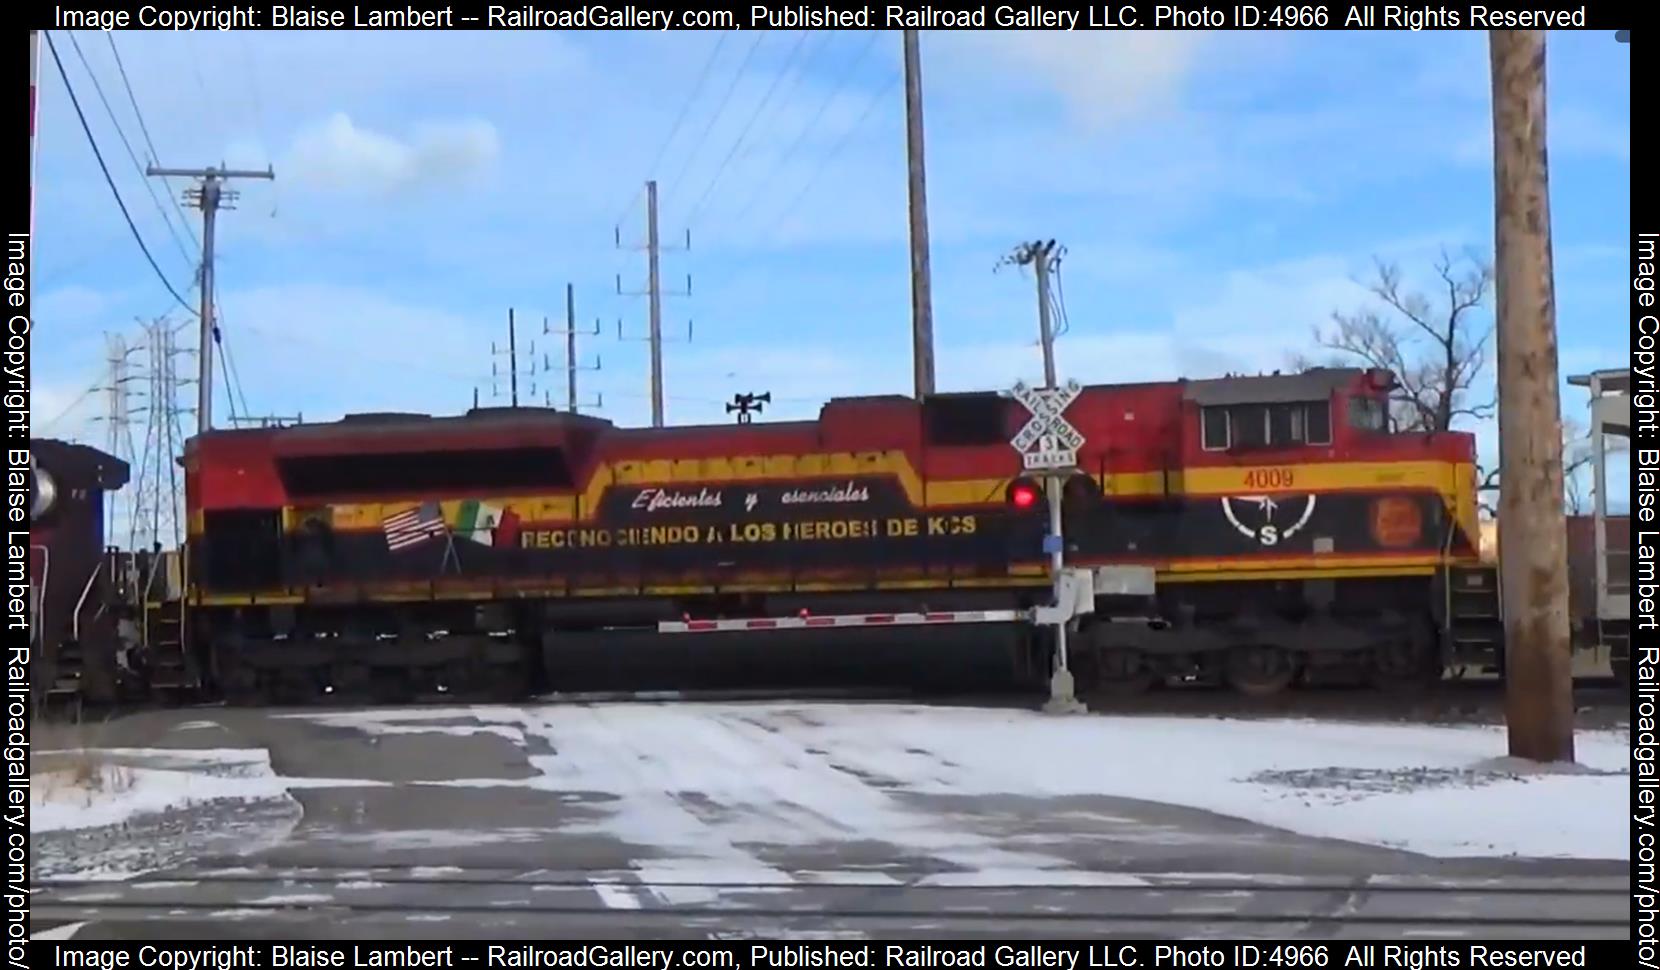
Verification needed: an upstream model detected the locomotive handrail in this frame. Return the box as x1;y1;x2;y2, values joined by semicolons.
71;558;103;642
141;550;160;603
1438;498;1457;646
138;550;164;651
29;545;47;646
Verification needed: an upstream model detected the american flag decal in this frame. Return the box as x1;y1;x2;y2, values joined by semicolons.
383;501;447;552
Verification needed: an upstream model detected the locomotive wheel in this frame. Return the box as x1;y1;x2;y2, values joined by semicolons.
1224;645;1298;697
1369;637;1443;690
1091;647;1156;695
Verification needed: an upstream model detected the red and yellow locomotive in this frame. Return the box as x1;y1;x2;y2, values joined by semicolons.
172;366;1496;703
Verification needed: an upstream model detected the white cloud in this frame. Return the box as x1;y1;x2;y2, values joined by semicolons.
940;31;1208;128
281;113;500;195
211;281;498;419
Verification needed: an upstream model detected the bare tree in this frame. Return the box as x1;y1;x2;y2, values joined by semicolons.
1560;415;1629;516
1310;248;1495;433
1476;417;1626;517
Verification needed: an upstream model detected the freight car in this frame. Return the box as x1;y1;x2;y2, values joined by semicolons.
165;366;1501;705
27;439;130;709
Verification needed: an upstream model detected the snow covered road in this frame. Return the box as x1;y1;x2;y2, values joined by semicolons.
31;701;1630;939
280;702;1630;864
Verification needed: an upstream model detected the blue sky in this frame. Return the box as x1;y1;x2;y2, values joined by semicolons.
33;29;1630;503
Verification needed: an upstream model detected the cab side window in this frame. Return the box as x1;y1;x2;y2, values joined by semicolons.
1348;395;1388;432
1201;401;1331;451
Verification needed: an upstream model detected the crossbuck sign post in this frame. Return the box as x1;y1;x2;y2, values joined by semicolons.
1010;380;1084;471
1009;379;1088;714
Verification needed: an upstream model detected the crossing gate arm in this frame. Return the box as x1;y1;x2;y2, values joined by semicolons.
659;610;1029;634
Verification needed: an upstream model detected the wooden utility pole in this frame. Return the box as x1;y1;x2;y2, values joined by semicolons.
1489;30;1575;763
903;31;936;399
147;164;275;433
29;31;40;242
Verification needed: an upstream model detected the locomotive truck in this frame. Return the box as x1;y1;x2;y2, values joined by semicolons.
145;365;1502;705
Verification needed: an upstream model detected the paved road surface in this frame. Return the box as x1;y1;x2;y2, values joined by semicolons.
32;700;1630;940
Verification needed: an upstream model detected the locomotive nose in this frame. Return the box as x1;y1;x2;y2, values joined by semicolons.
29;460;57;521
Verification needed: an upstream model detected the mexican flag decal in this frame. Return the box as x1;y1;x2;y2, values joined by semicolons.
454;499;503;546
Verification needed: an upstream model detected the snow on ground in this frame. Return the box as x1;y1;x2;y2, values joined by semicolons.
299;703;1630;862
32;751;289;833
31;746;382;834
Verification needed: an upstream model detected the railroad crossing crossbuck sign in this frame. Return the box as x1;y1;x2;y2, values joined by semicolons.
1010;379;1084;471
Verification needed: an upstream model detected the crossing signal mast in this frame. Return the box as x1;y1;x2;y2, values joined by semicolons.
1002;237;1089;716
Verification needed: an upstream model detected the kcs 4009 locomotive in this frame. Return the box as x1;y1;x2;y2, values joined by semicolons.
142;365;1502;704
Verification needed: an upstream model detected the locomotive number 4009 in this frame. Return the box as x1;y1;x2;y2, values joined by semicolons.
1242;468;1296;489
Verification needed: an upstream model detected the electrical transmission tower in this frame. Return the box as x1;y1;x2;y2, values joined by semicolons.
490;308;540;407
129;318;194;552
92;333;144;539
616;179;692;427
543;283;602;413
146;163;275;433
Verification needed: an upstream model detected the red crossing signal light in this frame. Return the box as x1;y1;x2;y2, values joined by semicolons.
1008;479;1041;510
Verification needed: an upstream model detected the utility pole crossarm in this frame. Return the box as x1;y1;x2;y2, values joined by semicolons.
145;165;274;180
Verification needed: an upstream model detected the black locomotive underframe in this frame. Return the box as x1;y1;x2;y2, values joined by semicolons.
194;573;1454;703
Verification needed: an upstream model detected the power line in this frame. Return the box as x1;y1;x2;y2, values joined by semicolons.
104;37;165;170
44;31;196;315
106;33;200;247
756;69;901;244
637;32;729;193
699;30;834;227
603;34;737;287
67;32;196;268
215;326;240;424
38;379;103;434
1049;257;1071;339
217;308;255;419
681;30;815;226
661;32;768;205
719;31;884;235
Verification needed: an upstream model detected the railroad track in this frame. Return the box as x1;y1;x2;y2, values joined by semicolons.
37;675;1633;725
33;868;1631;941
